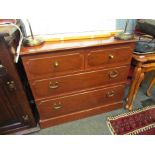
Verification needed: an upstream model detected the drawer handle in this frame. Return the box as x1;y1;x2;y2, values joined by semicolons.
53;61;59;68
6;81;16;91
22;115;29;122
107;91;115;97
109;54;114;59
53;102;63;110
108;70;119;78
49;81;59;89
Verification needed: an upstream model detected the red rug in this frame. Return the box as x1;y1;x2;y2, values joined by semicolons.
107;105;155;135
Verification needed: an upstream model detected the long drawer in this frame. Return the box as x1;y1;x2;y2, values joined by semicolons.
37;84;125;119
86;46;132;69
31;66;129;100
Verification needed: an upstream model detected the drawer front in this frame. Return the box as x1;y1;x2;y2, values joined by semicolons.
31;66;129;99
86;46;132;68
22;52;84;80
37;85;125;119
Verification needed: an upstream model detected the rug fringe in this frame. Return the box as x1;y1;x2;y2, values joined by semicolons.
107;105;155;120
106;121;115;135
126;123;155;135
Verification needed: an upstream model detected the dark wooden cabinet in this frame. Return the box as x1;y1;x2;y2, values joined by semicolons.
20;38;136;128
0;34;36;134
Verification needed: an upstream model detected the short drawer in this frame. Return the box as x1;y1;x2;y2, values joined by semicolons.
22;52;84;80
37;85;125;119
86;46;132;69
31;66;129;99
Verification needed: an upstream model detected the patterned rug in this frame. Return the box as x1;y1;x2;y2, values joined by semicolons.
107;105;155;135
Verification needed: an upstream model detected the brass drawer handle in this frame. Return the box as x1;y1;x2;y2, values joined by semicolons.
53;61;59;68
49;81;59;89
107;91;115;97
109;54;114;59
53;102;63;110
108;70;119;78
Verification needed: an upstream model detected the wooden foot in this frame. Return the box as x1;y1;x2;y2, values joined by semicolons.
127;72;144;110
146;90;151;97
146;77;155;96
128;105;133;111
125;67;142;110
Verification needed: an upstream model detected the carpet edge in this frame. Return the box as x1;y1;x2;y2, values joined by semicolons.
106;105;155;135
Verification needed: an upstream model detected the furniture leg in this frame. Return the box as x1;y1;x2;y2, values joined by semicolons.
125;67;142;110
146;76;155;96
128;72;144;111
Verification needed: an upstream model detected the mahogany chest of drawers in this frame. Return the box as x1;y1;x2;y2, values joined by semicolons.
20;38;136;128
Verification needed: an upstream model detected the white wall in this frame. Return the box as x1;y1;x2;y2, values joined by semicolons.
21;0;116;36
25;19;116;36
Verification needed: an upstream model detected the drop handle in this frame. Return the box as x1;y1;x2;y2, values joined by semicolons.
53;102;63;110
49;81;59;89
106;91;115;97
108;70;119;78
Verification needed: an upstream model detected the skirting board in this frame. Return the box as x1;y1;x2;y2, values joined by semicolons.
12;124;40;135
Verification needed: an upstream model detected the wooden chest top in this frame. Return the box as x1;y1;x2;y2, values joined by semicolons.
20;37;136;56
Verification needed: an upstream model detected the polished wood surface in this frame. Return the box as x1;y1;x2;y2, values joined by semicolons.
0;34;36;134
22;43;133;81
21;37;136;128
126;53;155;111
132;53;155;63
146;76;155;96
40;102;122;128
31;66;129;100
22;50;84;80
87;46;132;68
20;37;136;55
37;84;125;119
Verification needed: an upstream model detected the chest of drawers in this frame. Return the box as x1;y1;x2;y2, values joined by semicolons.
20;38;136;128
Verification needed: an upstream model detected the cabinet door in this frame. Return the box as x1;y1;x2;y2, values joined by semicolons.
0;74;36;134
0;35;36;134
0;84;24;134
